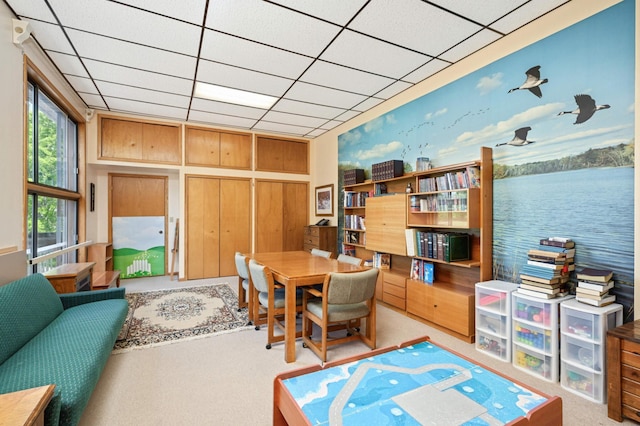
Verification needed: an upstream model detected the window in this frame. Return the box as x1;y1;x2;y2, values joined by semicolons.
27;80;80;273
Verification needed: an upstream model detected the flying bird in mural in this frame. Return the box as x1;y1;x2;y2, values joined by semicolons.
496;127;534;147
508;66;548;98
557;94;610;124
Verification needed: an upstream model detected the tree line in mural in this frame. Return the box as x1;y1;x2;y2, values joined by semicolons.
494;142;634;179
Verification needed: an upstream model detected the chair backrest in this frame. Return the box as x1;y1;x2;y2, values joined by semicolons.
311;248;332;258
337;254;363;266
248;259;271;293
234;252;249;280
326;268;379;305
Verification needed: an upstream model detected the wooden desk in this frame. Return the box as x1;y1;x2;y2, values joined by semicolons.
44;262;94;294
250;251;367;363
0;385;55;426
274;337;562;425
607;320;640;422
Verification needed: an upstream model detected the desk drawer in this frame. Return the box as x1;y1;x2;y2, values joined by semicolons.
305;235;320;246
383;292;405;310
622;341;640;370
383;272;406;288
384;283;406;299
305;226;319;237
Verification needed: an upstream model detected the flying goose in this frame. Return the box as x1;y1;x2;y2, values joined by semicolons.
508;66;548;98
496;127;534;147
557;94;610;124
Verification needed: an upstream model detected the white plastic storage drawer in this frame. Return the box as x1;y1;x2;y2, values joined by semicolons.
513;320;553;353
513;295;553;328
514;344;556;382
477;286;509;315
477;330;509;361
477;309;508;338
561;334;603;372
561;299;622;341
561;360;604;403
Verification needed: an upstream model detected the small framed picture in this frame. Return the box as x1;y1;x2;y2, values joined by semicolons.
315;184;334;216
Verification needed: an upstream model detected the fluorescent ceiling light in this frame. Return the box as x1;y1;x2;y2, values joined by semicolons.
194;82;277;109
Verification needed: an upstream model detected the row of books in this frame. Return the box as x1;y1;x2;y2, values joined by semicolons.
417;166;480;192
344;214;365;230
409;192;468;213
405;229;470;262
371;160;404;182
517;237;574;299
575;268;616;307
372;252;391;269
342;244;356;257
344;230;364;245
410;258;434;284
343;191;369;208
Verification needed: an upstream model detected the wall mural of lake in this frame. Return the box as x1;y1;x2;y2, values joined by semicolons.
338;1;634;317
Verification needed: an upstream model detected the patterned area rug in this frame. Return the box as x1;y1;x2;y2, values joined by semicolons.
113;284;251;353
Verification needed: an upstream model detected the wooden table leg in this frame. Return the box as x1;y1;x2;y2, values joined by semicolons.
285;281;297;363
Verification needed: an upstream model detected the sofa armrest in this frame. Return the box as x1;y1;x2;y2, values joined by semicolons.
59;288;126;309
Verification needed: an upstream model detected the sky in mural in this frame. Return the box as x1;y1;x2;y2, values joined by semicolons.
338;0;634;169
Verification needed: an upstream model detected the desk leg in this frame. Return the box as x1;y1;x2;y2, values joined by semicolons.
285;283;297;363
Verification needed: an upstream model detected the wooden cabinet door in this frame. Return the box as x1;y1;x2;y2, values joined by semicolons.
185;127;220;166
101;119;143;160
433;288;474;336
186;176;220;279
142;123;181;163
406;280;435;322
219;179;251;276
365;194;407;255
283;182;307;251
255;181;284;253
220;132;251;169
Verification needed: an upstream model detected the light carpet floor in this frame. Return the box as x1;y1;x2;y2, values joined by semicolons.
79;275;634;425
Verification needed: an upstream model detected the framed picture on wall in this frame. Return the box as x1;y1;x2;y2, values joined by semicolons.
315;184;333;216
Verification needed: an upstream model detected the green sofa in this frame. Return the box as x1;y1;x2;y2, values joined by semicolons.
0;273;128;426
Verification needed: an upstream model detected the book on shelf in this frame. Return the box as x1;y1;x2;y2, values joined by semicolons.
577;279;614;292
536;244;576;257
527;253;566;264
519;273;561;285
520;264;563;279
526;260;566;271
539;237;575;248
516;287;558;299
520;283;563;295
466;166;481;188
444;233;470;262
520;279;564;289
405;229;417;257
374;252;391;269
575;288;611;300
576;267;613;283
342;244;356;257
576;293;616;307
527;249;567;259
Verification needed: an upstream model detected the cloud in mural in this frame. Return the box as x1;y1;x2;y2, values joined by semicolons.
476;72;503;95
353;141;403;160
338;128;362;150
424;108;447;120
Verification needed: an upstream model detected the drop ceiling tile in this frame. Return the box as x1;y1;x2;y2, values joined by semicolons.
375;81;413;100
77;93;107;109
66;29;197;79
351;97;385;112
28;21;75;55
13;0;56;23
190;98;266;119
285;81;368;109
48;0;201;56
65;75;98;94
306;128;329;138
429;0;529;25
96;81;191;109
253;120;313;137
491;0;568;34
45;51;90;78
105;97;188;121
334;110;362;122
267;0;368;25
196;59;293;97
348;0;482;56
205;0;341;57
115;0;207;25
320;30;430;79
301;61;394;95
262;111;327;128
83;59;193;96
403;58;450;84
319;120;344;130
188;110;258;129
438;29;502;63
273;99;346;120
200;30;314;80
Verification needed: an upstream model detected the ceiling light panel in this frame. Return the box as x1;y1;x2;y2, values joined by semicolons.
320;30;431;79
12;0;56;22
285;81;368;110
82;59;194;96
438;29;502;63
196;60;293;97
268;0;368;25
190;98;266;119
491;0;569;34
200;30;314;79
66;29;197;79
45;51;89;77
48;0;201;56
27;21;75;54
403;58;450;84
115;0;208;26
262;111;328;128
348;0;482;57
273;99;346;120
429;0;529;26
188;110;259;128
96;81;191;109
301;61;394;96
106;97;188;121
205;0;341;57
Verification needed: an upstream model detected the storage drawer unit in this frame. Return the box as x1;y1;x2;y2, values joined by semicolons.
607;320;640;421
475;280;518;361
381;271;406;310
303;225;337;256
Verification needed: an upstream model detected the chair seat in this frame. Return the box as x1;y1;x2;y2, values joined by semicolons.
306;300;369;322
241;278;249;291
258;288;302;309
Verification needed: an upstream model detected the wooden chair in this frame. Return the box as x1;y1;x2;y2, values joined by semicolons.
248;259;302;349
336;254;363;265
311;248;332;259
234;252;254;323
302;268;378;362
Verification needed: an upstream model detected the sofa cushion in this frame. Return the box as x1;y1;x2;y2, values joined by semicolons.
0;274;63;365
0;297;128;425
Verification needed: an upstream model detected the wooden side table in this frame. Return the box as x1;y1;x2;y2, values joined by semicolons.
0;384;55;426
44;262;95;293
607;319;640;422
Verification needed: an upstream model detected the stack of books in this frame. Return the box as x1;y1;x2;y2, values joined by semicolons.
575;267;616;306
517;237;574;299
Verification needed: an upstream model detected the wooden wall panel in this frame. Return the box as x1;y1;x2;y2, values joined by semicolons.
283;182;308;251
202;178;220;278
255;181;284;253
219;179;251;276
